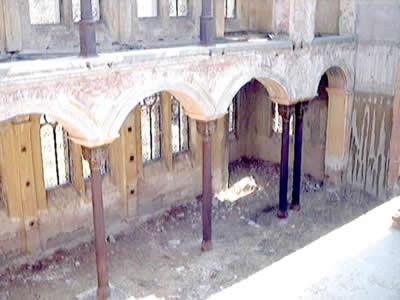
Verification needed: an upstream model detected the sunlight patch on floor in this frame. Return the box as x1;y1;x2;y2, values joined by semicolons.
216;176;260;203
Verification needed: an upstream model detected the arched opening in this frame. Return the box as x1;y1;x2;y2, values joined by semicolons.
218;79;290;211
107;82;214;140
109;90;198;217
0;113;110;254
313;66;348;184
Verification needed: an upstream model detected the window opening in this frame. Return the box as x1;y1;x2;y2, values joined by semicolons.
72;0;100;23
141;94;162;162
169;0;188;17
228;91;240;135
29;0;61;25
171;96;190;154
40;115;71;189
224;0;236;18
137;0;158;18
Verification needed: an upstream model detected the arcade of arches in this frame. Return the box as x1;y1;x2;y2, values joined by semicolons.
1;0;400;298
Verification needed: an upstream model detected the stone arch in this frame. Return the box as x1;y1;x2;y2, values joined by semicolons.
0;98;102;145
216;70;292;115
314;65;350;183
105;81;215;138
313;61;351;95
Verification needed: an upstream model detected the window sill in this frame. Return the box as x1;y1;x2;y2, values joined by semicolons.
137;16;160;20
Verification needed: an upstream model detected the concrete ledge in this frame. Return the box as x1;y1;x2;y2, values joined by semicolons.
312;34;356;45
209;197;400;300
0;37;345;83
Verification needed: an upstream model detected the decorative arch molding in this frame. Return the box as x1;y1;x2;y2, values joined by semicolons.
104;81;216;138
314;64;351;184
313;60;353;95
0;97;102;145
215;69;292;115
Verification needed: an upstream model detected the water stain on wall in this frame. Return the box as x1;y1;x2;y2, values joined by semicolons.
347;92;393;197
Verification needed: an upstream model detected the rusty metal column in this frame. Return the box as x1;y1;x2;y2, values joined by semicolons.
290;102;308;211
277;105;294;219
197;120;217;251
80;0;97;56
200;0;216;45
83;147;110;299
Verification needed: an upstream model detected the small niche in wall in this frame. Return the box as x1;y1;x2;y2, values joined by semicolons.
315;0;340;36
29;0;61;25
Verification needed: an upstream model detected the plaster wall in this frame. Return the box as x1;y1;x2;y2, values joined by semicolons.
315;0;340;35
274;0;290;34
348;0;400;196
357;0;400;43
241;0;274;32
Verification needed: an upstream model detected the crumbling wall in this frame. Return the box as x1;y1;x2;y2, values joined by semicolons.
347;93;393;197
348;0;400;196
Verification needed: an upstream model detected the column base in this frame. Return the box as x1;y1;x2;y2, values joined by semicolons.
201;240;212;252
200;16;216;46
76;283;127;300
277;210;288;219
289;204;301;212
97;285;111;299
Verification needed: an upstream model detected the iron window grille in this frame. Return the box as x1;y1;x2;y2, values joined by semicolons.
40;115;71;189
169;0;188;17
141;93;162;163
171;96;190;154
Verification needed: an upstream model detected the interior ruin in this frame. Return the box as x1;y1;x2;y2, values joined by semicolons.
0;0;400;299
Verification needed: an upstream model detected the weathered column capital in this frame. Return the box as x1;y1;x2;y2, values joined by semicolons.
196;120;217;138
295;101;309;119
278;105;295;123
82;146;107;171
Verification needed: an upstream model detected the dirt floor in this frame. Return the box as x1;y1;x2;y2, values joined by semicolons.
0;159;384;300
